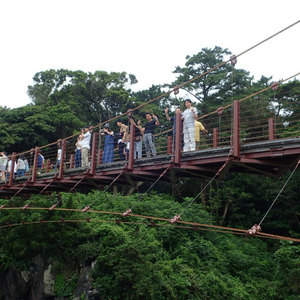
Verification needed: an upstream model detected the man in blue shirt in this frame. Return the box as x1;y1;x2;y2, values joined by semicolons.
165;107;183;151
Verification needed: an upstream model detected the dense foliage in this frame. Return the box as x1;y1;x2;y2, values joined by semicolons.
0;46;300;299
0;188;299;299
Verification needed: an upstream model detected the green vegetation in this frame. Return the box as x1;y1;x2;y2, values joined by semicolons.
0;46;299;299
0;182;299;299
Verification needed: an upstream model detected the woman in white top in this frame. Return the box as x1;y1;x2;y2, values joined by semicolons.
75;134;83;168
16;153;26;177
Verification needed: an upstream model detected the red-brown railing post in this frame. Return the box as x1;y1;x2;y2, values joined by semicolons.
70;154;74;169
174;111;182;165
31;147;39;183
58;140;66;179
90;132;98;175
97;149;103;165
268;118;275;140
46;159;51;172
8;152;16;186
233;100;240;157
213;128;218;148
128;123;135;170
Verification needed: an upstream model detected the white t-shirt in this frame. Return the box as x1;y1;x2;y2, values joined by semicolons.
81;132;91;149
182;107;197;128
57;149;62;161
7;160;17;172
17;158;26;170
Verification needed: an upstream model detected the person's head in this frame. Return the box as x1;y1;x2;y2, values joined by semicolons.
84;126;89;132
175;107;181;114
117;118;123;127
185;99;192;108
104;123;111;131
19;154;25;160
145;113;152;121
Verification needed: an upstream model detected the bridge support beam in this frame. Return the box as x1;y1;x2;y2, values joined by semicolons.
174;111;182;165
269;118;275;140
58;140;66;179
31;147;39;183
8;152;16;186
90;133;98;175
233;100;240;158
128;123;135;170
213;128;218;148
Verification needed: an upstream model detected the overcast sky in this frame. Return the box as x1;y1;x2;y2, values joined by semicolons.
1;0;299;109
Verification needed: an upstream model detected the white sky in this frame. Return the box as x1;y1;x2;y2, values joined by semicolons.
0;0;299;109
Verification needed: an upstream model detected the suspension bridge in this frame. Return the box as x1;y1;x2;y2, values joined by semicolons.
0;21;299;243
1;94;300;199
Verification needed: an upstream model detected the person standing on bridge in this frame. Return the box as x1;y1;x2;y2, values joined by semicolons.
142;113;159;157
0;152;8;181
116;119;128;160
182;99;198;152
74;134;83;168
100;123;114;163
195;120;208;150
81;126;92;168
165;107;183;152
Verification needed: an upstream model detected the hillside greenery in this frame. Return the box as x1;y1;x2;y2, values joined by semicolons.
0;46;300;299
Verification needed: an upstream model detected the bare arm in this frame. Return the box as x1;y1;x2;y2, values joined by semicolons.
152;114;160;125
165;108;170;121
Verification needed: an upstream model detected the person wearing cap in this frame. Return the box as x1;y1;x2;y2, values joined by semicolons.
100;123;114;163
81;126;92;168
142;113;159;157
182;99;198;152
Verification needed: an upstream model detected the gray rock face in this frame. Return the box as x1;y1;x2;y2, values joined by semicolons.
0;256;100;300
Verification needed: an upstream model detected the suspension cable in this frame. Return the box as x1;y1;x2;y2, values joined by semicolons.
122;162;173;216
81;169;126;212
170;156;232;224
258;158;300;226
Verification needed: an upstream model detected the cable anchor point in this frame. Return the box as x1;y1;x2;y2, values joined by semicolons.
247;224;261;236
230;55;237;67
271;82;279;91
173;85;179;95
170;214;181;224
82;206;90;212
122;209;132;217
22;204;29;210
49;204;57;211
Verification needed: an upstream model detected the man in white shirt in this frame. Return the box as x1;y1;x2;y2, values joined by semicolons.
182;99;198;152
81;126;92;168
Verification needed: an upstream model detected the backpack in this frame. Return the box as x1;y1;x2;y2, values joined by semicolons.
25;160;29;173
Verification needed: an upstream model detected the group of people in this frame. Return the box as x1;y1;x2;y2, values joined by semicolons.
165;99;208;152
0;151;30;181
98;111;160;164
97;98;208;164
1;99;207;178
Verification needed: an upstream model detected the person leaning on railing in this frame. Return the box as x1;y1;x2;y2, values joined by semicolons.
142;113;159;158
81;126;92;168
